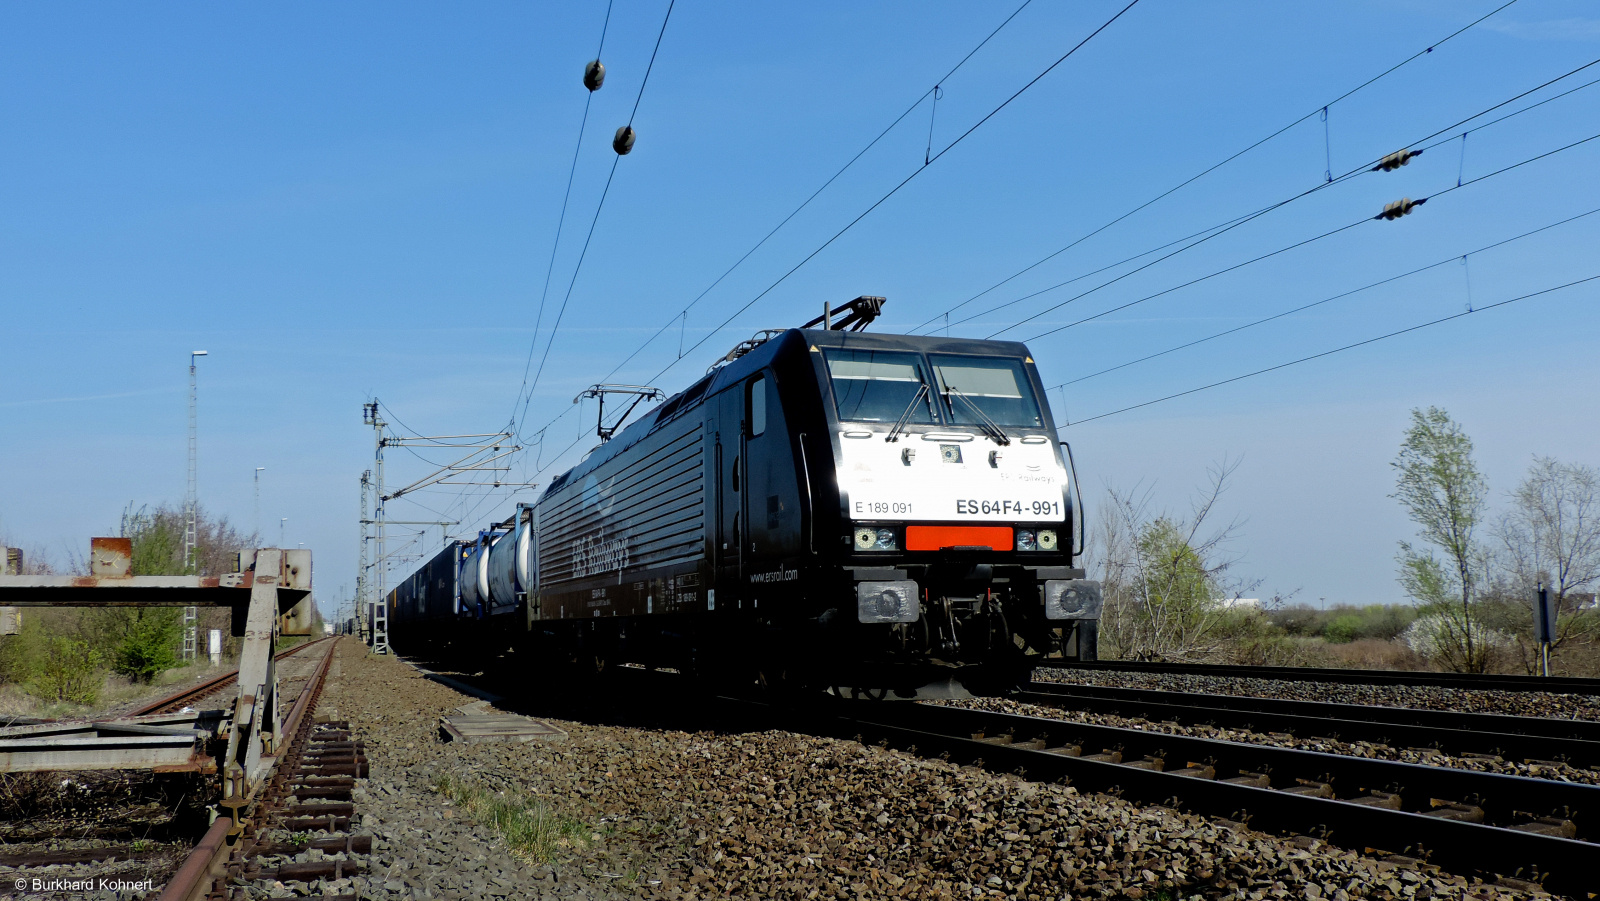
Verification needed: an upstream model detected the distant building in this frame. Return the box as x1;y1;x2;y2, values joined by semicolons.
1215;597;1261;609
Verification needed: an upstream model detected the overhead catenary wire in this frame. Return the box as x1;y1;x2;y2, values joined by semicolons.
508;0;617;427
503;2;1577;491
1063;274;1599;426
510;0;1108;455
575;0;1039;398
950;56;1600;335
1020;126;1600;343
645;0;1144;390
953;52;1600;338
514;0;677;437
910;0;1525;334
1052;205;1600;389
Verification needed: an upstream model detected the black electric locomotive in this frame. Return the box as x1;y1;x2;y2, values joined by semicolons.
386;297;1101;696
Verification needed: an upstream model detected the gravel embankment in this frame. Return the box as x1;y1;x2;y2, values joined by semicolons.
934;696;1600;784
0;769;205;899
281;639;1542;900
1034;668;1600;721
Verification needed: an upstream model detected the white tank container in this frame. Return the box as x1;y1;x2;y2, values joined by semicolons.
487;522;532;615
459;535;497;614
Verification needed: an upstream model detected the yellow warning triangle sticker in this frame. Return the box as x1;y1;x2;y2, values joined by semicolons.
810;345;820;352
1025;356;1034;363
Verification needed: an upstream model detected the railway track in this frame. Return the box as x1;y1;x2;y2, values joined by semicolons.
822;700;1597;896
1038;657;1600;694
1014;680;1600;770
131;636;332;717
0;638;370;899
157;636;372;901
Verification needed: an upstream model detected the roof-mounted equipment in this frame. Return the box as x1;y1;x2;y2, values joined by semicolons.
574;384;666;442
714;329;787;371
804;295;887;332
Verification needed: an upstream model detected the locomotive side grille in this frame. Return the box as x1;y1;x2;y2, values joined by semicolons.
538;422;705;584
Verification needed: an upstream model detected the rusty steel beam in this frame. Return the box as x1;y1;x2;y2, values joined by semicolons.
0;544;310;609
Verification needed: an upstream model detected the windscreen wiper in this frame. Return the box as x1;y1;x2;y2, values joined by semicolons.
885;384;929;443
945;386;1010;445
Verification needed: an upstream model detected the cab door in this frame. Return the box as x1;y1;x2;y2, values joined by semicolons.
714;388;747;598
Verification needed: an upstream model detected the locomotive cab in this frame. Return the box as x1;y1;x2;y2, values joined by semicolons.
795;329;1100;695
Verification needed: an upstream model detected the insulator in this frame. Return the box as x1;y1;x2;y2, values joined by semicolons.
1377;197;1427;221
584;60;605;92
613;125;636;156
1372;148;1422;172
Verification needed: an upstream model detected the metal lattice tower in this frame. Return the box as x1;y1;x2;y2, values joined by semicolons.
362;403;389;654
357;469;371;642
183;350;207;661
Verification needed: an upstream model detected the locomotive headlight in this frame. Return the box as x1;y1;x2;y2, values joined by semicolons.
1037;529;1058;551
854;526;899;551
857;580;919;623
1044;579;1103;620
1016;529;1037;551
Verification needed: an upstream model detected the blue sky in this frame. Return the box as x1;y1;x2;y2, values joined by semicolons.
3;1;1597;619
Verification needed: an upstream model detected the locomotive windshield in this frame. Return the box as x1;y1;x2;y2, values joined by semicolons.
929;355;1044;428
825;349;937;423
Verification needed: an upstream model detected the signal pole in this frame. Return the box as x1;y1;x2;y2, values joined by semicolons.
183;350;208;661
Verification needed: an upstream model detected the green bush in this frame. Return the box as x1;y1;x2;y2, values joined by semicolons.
1269;603;1417;643
29;637;103;705
113;609;183;683
1324;614;1363;644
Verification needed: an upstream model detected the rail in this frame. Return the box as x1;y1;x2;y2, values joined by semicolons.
132;636;333;717
1018;680;1600;767
158;636;346;901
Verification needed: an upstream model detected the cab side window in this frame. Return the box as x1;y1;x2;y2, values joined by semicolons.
748;375;767;437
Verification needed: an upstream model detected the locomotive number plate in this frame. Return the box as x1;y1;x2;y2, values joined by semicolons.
848;488;1066;522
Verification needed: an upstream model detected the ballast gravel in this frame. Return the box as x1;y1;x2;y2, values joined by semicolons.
1033;668;1600;722
293;640;1545;901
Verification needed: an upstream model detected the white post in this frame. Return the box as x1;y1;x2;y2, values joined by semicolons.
254;467;266;539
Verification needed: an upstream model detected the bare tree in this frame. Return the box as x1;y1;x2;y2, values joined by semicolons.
1490;456;1600;668
118;503;257;577
1091;459;1246;662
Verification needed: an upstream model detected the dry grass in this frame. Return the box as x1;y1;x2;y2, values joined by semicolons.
434;773;592;864
1322;638;1428;671
0;657;238;721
